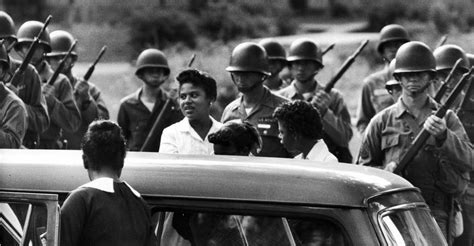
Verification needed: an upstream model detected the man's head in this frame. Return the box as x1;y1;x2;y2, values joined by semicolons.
15;21;51;65
135;48;170;88
287;39;323;83
81;120;126;176
393;41;436;97
226;42;269;93
258;38;287;79
433;44;470;94
273;100;323;153
0;11;17;49
209;121;261;156
377;24;410;62
44;30;77;74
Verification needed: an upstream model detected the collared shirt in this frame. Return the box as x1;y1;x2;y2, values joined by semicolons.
62;76;110;149
294;140;338;162
118;88;183;151
356;66;394;134
160;117;222;154
221;87;290;158
0;82;27;148
78;177;140;197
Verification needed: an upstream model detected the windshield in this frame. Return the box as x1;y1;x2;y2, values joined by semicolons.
379;206;447;246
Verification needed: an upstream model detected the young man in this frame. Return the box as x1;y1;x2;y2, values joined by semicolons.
208;121;261;156
45;30;109;149
221;42;290;158
258;38;288;91
359;41;473;240
60;120;156;246
15;20;80;149
273;100;337;162
0;11;49;148
356;24;410;134
277;38;353;163
0;42;27;148
118;48;182;151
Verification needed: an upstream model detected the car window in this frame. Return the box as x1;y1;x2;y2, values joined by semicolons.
153;211;347;246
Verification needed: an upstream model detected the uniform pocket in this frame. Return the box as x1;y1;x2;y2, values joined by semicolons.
381;133;399;151
256;117;279;138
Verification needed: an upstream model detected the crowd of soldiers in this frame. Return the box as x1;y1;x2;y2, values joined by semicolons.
1;10;474;245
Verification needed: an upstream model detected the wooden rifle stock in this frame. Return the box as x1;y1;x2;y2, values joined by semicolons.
322;43;335;56
46;40;77;86
394;67;473;176
140;99;173;151
8;15;52;86
83;46;107;82
324;40;369;93
433;58;463;103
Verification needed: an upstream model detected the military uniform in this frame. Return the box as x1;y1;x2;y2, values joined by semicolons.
118;88;182;152
278;81;353;162
221;87;290;158
0;82;27;148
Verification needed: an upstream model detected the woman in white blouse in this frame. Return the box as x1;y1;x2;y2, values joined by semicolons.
159;69;222;155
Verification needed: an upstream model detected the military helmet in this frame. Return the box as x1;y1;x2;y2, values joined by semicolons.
46;30;77;57
0;41;10;70
258;38;286;62
433;44;470;72
226;42;270;76
15;21;51;52
287;38;323;66
393;41;436;75
377;24;410;54
0;11;16;41
467;53;474;67
135;49;170;76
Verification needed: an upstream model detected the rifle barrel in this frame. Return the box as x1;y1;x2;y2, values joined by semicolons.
436;35;448;48
83;45;107;82
434;58;463;102
187;53;196;68
322;43;335;56
47;40;77;86
140;99;173;151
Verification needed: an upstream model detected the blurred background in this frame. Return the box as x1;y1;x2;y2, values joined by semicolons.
2;0;474;154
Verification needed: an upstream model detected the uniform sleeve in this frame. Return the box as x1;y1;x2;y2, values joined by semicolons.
356;80;375;134
358;115;384;167
321;89;353;148
24;66;50;134
45;76;81;132
77;83;110;126
0;98;27;148
60;189;87;246
117;102;131;141
159;126;179;154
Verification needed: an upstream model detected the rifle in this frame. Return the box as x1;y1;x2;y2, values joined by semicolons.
83;46;107;82
324;40;369;93
140;98;173;152
394;67;474;176
46;40;77;86
322;43;335;56
187;53;196;67
433;58;463;103
436;35;448;48
6;39;17;53
8;15;52;87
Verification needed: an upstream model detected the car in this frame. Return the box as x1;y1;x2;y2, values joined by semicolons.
0;149;447;246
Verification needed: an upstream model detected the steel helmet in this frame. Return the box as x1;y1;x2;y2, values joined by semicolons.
258;38;286;62
433;44;469;72
15;20;51;52
393;41;436;75
135;49;170;76
287;38;323;67
0;41;10;70
468;53;474;67
46;30;77;57
0;11;16;41
377;24;410;54
226;42;270;76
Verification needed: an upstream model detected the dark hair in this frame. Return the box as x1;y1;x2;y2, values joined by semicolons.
176;69;217;100
81;120;126;171
208;121;261;153
273;100;323;140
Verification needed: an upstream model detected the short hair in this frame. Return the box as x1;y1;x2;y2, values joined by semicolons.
208;121;261;153
81;120;126;171
176;69;217;101
273;100;323;140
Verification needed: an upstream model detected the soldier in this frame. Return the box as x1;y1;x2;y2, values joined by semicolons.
359;41;473;240
221;42;290;158
258;38;288;91
384;59;402;102
0;41;27;148
118;49;182;151
277;38;353;163
0;11;49;148
356;24;410;134
44;30;109;149
14;20;81;149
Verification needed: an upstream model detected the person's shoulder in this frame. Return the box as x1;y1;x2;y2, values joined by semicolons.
119;90;140;104
363;68;388;84
269;90;290;105
223;97;241;111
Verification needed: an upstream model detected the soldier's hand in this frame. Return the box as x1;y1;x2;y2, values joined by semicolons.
424;115;447;139
384;161;398;172
311;91;330;116
6;83;19;95
74;79;91;103
42;84;56;107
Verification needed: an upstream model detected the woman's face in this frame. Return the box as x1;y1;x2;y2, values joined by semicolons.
179;83;212;121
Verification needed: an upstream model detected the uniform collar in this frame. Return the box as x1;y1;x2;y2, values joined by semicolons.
79;177;141;197
230;87;278;113
288;80;321;99
177;116;220;133
395;97;438;119
129;87;166;105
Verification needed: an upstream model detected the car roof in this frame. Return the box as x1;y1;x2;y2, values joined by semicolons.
0;149;414;208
